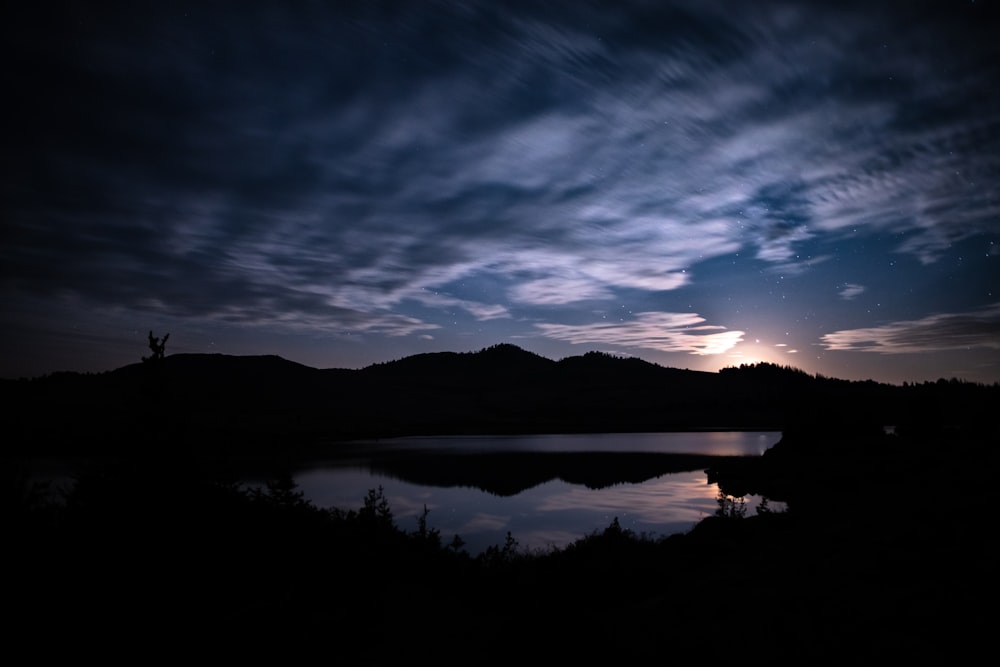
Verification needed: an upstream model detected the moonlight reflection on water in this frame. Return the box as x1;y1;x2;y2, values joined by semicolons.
294;432;781;553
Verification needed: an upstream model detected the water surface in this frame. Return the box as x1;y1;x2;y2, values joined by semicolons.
295;431;781;554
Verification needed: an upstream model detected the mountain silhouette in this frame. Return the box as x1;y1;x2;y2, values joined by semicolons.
4;343;997;455
363;450;745;496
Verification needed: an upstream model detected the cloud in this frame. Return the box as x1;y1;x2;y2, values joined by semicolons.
535;312;744;355
839;284;866;300
508;276;613;305
458;513;510;533
410;291;510;321
204;301;442;338
504;256;690;306
821;304;1000;354
3;1;998;358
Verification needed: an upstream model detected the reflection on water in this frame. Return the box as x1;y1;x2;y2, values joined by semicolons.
295;431;781;554
361;431;781;456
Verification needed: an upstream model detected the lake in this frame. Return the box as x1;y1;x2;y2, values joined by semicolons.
293;431;783;554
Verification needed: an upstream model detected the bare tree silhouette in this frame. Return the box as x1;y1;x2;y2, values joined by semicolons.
142;330;169;363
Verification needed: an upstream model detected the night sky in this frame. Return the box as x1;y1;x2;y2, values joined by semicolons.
4;1;999;383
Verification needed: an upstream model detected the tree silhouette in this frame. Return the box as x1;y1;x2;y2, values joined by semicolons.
142;330;169;363
715;490;747;520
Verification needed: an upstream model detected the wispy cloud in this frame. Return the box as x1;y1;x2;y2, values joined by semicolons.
821;304;1000;354
10;1;996;326
410;291;510;321
839;284;866;300
508;276;613;305
535;312;744;355
204;302;442;338
3;3;998;380
458;513;511;534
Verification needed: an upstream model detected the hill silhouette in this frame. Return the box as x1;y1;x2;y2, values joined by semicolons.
4;343;997;455
361;449;742;497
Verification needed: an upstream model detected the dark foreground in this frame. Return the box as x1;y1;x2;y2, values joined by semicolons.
7;424;994;664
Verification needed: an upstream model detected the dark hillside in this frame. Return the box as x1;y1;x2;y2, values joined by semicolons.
5;345;997;454
8;422;994;663
4;347;997;662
